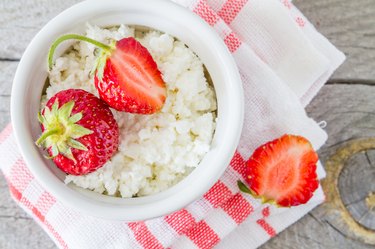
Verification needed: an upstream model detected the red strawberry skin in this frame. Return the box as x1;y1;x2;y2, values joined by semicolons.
94;37;167;114
246;134;319;207
43;89;119;175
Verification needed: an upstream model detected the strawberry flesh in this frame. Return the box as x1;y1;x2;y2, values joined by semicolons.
246;134;319;207
95;37;167;114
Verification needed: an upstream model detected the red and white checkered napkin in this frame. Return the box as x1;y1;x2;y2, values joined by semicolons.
0;0;345;248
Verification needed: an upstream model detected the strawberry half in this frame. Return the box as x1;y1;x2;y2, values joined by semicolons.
48;34;167;114
238;134;319;207
94;37;166;114
36;89;119;175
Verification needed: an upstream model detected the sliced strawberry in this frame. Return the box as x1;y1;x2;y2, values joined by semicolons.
48;34;167;115
242;134;319;207
95;37;166;114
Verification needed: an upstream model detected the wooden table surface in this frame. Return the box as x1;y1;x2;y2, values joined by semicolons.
1;0;375;248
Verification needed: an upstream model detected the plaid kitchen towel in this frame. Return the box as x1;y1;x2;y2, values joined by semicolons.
0;0;345;248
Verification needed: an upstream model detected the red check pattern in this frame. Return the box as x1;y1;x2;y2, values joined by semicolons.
218;0;248;24
0;0;342;248
128;222;164;249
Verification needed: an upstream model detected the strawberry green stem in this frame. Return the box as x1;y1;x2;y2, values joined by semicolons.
36;100;93;161
48;34;113;70
35;128;60;146
237;180;253;195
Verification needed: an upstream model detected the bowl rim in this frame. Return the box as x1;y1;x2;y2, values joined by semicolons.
11;0;244;220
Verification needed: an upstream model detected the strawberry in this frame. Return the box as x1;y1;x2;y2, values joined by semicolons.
94;37;167;114
48;34;167;114
238;134;319;207
36;89;119;175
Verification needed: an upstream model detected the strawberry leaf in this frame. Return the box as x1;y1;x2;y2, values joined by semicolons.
59;101;75;120
92;40;115;81
36;98;93;163
67;138;88;151
69;113;83;123
70;124;93;138
237;180;253;195
51;144;59;158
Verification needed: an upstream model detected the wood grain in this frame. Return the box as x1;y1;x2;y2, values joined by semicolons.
295;0;375;83
1;0;374;81
0;0;79;59
340;150;375;231
0;62;14;129
0;0;374;248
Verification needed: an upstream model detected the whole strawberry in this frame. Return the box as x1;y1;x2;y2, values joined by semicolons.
238;134;319;207
36;89;119;175
48;34;167;114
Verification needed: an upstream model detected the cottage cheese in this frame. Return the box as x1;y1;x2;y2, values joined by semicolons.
45;24;217;197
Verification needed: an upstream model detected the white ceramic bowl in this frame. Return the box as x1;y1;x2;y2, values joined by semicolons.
11;0;243;221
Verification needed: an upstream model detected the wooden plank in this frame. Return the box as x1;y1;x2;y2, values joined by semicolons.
294;0;375;82
0;0;79;59
0;0;374;81
0;62;15;129
0;61;16;96
0;0;375;248
339;150;375;231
